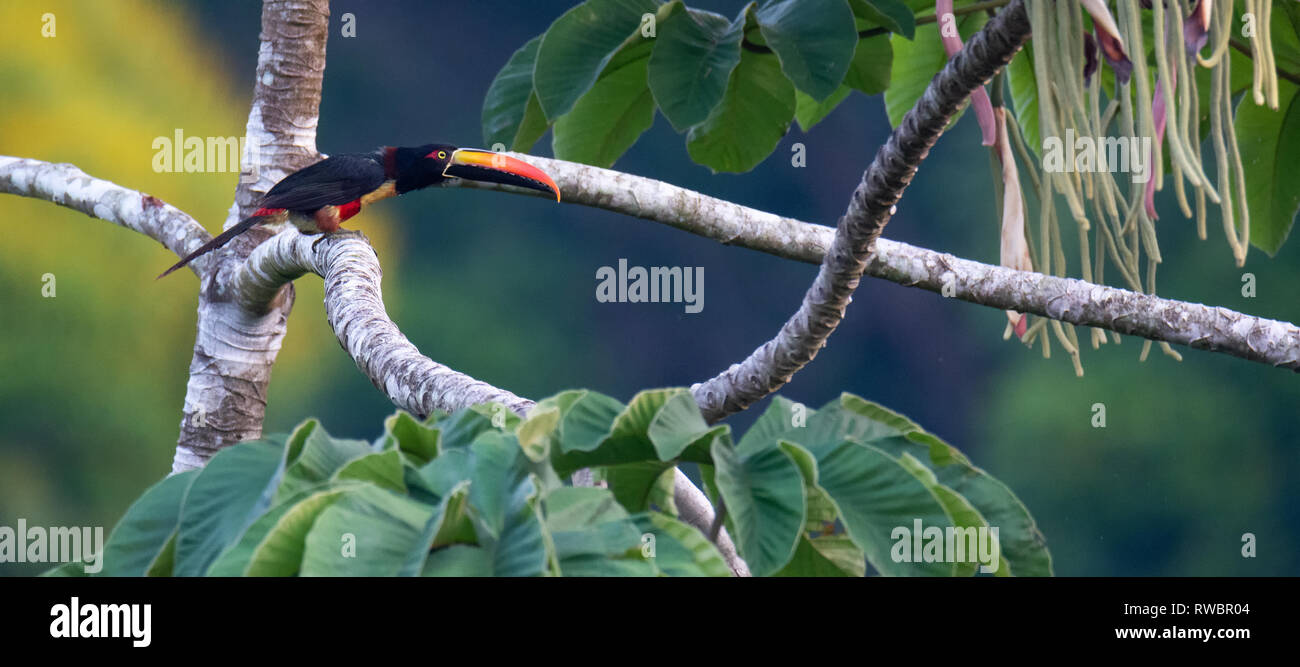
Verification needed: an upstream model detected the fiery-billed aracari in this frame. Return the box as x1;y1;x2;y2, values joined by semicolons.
156;144;560;279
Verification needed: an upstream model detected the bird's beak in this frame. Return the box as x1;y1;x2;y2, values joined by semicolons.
443;149;561;202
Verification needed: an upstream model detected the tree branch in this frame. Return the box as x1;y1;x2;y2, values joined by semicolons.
0;157;210;261
235;229;535;415
231;227;751;575
452;154;1300;373
683;0;1032;421
171;0;331;472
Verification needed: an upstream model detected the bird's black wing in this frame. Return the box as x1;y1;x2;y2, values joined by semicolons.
258;153;388;212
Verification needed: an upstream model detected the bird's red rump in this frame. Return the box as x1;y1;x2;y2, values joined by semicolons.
337;200;362;222
253;207;286;217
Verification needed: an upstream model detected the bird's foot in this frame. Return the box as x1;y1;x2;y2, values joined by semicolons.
311;229;369;252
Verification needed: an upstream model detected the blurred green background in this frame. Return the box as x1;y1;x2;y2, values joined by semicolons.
1;0;1296;576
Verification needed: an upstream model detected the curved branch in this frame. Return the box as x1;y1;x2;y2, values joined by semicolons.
233;228;750;575
685;0;1032;421
235;229;534;415
0;157;210;262
453;155;1300;373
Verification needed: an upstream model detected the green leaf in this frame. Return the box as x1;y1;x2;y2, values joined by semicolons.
436;408;499;450
736;396;806;456
687;48;797;172
636;512;733;576
756;0;858;101
1006;45;1041;158
429;481;477;549
884;11;987;129
647;2;744;131
843;34;892;95
463;432;549;576
646;390;718;460
1236;81;1300;256
832;395;1051;576
333;450;406;494
276;423;371;503
381;411;440;467
300;484;437;576
773;535;863;576
849;0;916;39
552;36;655;167
813;440;955;576
207;485;352;576
87;469;198;576
711;435;806;576
173;440;284;577
422;545;494;576
795;85;851;131
533;0;662;120
482;35;548;152
896;452;995;577
600;460;679;513
548;389;715;475
545;487;654;576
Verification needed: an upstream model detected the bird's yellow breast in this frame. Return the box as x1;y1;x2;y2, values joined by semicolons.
360;180;397;206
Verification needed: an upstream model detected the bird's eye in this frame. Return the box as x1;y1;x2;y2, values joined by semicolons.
437;151;447;159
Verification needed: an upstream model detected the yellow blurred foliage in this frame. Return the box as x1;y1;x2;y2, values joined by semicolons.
0;0;396;536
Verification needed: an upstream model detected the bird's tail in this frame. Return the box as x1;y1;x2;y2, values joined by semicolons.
156;215;265;279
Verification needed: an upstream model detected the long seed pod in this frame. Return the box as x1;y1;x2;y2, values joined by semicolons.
1154;0;1220;200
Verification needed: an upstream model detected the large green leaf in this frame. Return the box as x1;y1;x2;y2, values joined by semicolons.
849;0;916;39
464;432;549;576
833;395;1052;576
1006;45;1040;158
813;440;955;576
300;484;437;576
756;0;858;101
635;512;733;576
173;440;285;577
686;48;797;172
89;470;198;576
547;389;716;475
545;486;655;576
773;535;864;576
333;450;406;494
207;485;351;576
552;36;655;167
422;545;493;576
736;396;806;456
599;460;679;513
884;11;987;129
896;452;995;577
647;2;744;131
481;35;548;152
795;85;852;132
711;435;806;576
1236;81;1300;256
843;33;892;95
380;411;440;467
275;422;370;503
533;0;662;120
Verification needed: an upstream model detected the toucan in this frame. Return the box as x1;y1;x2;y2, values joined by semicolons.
156;144;560;279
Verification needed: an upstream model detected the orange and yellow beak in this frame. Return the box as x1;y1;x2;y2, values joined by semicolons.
443;148;561;202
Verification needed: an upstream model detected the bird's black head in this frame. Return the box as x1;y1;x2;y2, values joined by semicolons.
388;144;560;200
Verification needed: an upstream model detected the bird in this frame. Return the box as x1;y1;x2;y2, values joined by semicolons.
156;144;560;279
